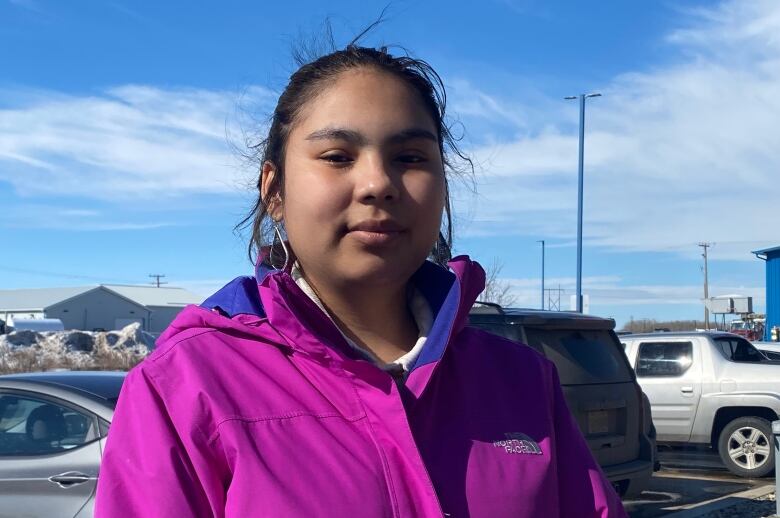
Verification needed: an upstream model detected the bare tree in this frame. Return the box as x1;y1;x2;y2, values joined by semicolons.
480;258;517;307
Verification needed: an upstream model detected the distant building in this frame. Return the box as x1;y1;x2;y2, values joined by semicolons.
752;245;780;341
0;285;203;334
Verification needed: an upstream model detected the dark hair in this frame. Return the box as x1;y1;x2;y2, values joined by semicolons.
237;30;472;267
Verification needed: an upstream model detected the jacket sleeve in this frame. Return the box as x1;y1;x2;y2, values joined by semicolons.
550;365;628;518
95;364;226;517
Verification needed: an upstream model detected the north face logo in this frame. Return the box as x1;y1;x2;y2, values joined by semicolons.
493;432;543;455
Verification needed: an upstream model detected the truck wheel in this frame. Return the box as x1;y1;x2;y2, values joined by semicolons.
717;417;775;478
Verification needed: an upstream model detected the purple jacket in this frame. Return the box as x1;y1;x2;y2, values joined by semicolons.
95;256;626;517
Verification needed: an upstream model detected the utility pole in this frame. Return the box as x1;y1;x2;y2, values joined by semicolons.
699;243;711;330
149;274;167;288
565;93;601;312
537;240;545;310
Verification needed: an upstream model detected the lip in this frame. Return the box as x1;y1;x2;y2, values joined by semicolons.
347;220;406;247
349;219;405;233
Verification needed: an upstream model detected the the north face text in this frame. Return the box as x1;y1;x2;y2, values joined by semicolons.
493;432;543;455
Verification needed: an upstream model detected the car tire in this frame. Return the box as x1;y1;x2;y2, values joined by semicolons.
717;417;775;478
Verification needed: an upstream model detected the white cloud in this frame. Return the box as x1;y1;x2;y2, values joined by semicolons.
1;0;778;260
2;203;176;231
177;279;235;299
0;85;275;201
9;0;44;14
499;274;764;309
455;0;780;260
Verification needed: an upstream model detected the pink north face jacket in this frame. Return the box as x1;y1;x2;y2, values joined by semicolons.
95;256;626;517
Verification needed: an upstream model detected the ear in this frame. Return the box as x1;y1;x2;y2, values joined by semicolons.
261;161;283;221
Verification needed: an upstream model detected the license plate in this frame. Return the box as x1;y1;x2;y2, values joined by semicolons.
588;410;610;434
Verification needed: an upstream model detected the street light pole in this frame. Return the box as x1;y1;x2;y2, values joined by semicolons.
565;93;601;313
537;240;545;310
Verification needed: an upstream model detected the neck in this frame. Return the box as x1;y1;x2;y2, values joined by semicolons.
304;274;419;364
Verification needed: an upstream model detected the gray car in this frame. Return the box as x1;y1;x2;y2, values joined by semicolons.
0;371;125;518
468;305;657;498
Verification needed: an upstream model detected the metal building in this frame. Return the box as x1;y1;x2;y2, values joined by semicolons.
752;245;780;341
0;285;203;334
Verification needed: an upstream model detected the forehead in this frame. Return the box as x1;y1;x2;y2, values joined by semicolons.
291;68;439;137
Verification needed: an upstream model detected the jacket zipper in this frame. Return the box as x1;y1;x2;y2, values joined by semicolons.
393;375;447;518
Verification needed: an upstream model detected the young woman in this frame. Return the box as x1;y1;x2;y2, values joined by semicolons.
95;43;626;517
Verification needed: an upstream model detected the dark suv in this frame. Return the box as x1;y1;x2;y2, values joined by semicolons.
468;304;656;498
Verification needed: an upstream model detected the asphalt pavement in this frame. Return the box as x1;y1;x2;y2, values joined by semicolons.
623;446;775;518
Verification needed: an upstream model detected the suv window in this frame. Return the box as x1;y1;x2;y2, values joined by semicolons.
760;347;780;361
0;394;98;456
713;336;764;363
636;342;693;377
523;328;633;385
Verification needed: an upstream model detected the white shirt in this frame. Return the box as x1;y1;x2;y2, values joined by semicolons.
291;264;433;377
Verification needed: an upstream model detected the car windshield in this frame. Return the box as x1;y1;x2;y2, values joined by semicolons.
713;336;764;362
523;328;634;385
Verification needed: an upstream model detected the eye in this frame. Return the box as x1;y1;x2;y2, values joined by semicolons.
320;153;353;164
396;154;427;164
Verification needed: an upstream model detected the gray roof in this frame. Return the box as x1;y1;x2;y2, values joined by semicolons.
0;284;203;311
104;285;203;308
0;286;93;311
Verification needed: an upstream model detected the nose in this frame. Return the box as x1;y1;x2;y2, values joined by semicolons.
355;155;400;203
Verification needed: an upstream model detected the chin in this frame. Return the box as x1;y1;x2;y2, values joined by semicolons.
340;252;424;287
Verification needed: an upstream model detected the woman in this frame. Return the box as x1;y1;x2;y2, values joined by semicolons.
95;43;626;517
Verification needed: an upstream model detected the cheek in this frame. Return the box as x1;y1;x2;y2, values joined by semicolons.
281;169;350;238
407;174;446;226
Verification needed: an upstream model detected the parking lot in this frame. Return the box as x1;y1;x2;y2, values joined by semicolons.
624;446;775;517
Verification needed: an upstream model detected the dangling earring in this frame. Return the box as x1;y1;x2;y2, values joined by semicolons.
433;232;451;265
270;220;290;271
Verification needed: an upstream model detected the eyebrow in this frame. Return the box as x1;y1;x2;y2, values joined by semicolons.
304;126;438;146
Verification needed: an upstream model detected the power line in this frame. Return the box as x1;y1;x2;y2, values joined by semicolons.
0;264;137;284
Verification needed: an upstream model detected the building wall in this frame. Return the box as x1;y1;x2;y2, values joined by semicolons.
46;289;149;331
767;250;780;340
147;305;188;334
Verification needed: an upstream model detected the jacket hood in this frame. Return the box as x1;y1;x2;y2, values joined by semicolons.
159;256;485;391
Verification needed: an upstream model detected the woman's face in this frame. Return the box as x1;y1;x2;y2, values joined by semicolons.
267;67;446;289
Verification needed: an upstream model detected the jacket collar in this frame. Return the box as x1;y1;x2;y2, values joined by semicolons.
201;255;486;398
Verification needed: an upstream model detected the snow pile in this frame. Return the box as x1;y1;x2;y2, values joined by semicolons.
0;323;155;374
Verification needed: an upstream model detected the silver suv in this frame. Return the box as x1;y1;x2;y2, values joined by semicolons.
622;332;780;478
468;305;657;497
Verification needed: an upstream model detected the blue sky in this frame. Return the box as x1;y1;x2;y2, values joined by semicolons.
1;0;777;327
